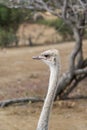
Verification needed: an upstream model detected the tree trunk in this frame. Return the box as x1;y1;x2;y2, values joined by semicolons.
55;25;85;100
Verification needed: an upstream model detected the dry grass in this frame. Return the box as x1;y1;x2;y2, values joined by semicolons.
0;41;87;130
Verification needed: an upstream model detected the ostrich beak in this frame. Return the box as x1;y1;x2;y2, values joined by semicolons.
32;55;44;60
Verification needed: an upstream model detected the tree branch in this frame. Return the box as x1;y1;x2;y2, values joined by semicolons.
62;0;68;19
61;73;87;99
75;68;87;75
78;0;87;9
55;72;73;100
69;27;82;74
83;58;87;67
0;97;44;108
34;0;61;17
76;48;83;68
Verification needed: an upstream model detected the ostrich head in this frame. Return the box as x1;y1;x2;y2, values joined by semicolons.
33;49;59;68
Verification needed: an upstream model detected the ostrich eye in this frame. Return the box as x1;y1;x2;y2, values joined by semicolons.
44;54;50;58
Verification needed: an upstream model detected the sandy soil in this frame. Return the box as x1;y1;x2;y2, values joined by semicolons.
0;41;87;130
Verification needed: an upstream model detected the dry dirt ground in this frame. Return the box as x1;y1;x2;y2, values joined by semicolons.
0;41;87;130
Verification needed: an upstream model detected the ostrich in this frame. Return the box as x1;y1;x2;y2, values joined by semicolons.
33;49;60;130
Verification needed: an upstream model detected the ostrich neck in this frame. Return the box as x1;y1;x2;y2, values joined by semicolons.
36;65;60;130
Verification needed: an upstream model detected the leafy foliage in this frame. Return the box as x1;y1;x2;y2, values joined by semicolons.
0;4;32;47
37;19;73;40
0;4;11;26
0;28;17;47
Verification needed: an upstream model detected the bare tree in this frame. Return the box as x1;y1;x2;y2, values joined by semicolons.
1;0;87;100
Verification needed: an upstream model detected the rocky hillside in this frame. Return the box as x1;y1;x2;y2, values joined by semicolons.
16;23;62;46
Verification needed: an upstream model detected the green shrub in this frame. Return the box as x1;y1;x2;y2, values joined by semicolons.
0;4;32;28
37;19;73;40
10;8;32;24
0;4;11;26
0;5;33;47
0;28;17;47
0;29;8;47
7;30;17;46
